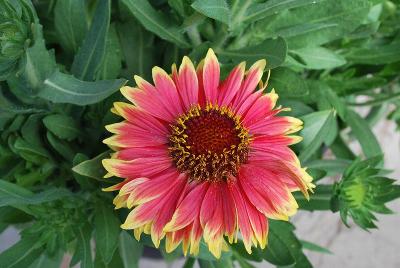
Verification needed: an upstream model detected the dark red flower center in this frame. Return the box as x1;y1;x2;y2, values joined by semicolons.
169;104;250;182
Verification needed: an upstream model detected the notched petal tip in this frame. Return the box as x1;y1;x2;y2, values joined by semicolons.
249;59;266;73
180;56;195;71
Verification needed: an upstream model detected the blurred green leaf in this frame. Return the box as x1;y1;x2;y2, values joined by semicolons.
71;0;110;80
344;109;382;158
345;41;400;65
300;240;332;254
95;203;121;264
295;184;333;211
119;231;143;268
71;224;93;268
267;67;308;97
97;24;122;80
0;236;44;268
121;0;190;48
219;37;287;68
183;258;196;268
240;0;326;25
43;114;80;141
290;47;346;69
117;20;155;80
38;71;127;105
0;180;72;208
192;0;230;24
28;251;63;268
54;0;88;54
307;159;351;176
237;0;373;49
263;221;306;266
298;110;336;162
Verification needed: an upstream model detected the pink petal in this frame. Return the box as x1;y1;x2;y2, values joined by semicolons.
102;157;172;179
249;116;303;136
112;102;168;135
121;86;175;122
220;182;236;242
177;56;198;109
200;182;223;239
233;60;266;109
217;62;245;107
127;170;183;207
242;92;279;127
229;180;254;253
150;174;187;247
164;182;209;232
202;49;220;104
152;66;184;116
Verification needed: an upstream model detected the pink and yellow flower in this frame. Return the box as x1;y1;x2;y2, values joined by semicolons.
102;49;314;258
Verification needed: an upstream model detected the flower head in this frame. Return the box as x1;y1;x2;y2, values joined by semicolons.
102;49;314;258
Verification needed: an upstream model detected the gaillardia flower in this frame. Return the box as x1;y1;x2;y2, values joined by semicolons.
102;49;314;258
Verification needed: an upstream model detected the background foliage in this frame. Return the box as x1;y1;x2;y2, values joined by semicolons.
1;0;400;267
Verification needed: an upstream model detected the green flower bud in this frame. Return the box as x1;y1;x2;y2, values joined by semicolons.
334;156;400;230
0;0;35;79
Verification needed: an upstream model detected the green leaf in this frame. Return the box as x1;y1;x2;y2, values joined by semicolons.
298;110;336;162
71;225;93;268
231;242;263;262
267;67;308;97
71;0;111;80
307;159;352;176
94;203;121;264
21;114;45;147
28;251;63;268
0;236;44;268
183;258;196;268
238;0;373;49
42;114;80;141
264;221;312;268
72;154;95;190
241;0;326;25
295;184;333;211
0;180;72;207
54;0;88;54
192;0;230;24
263;221;296;266
121;0;190;48
290;47;346;69
119;231;143;268
38;71;127;106
219;37;287;69
345;41;400;65
46;132;75;162
195;240;232;261
330;135;356;160
0;91;46;115
72;151;110;180
300;240;332;254
344;109;382;158
21;25;57;92
97;24;122;80
117;20;155;80
12;137;50;164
